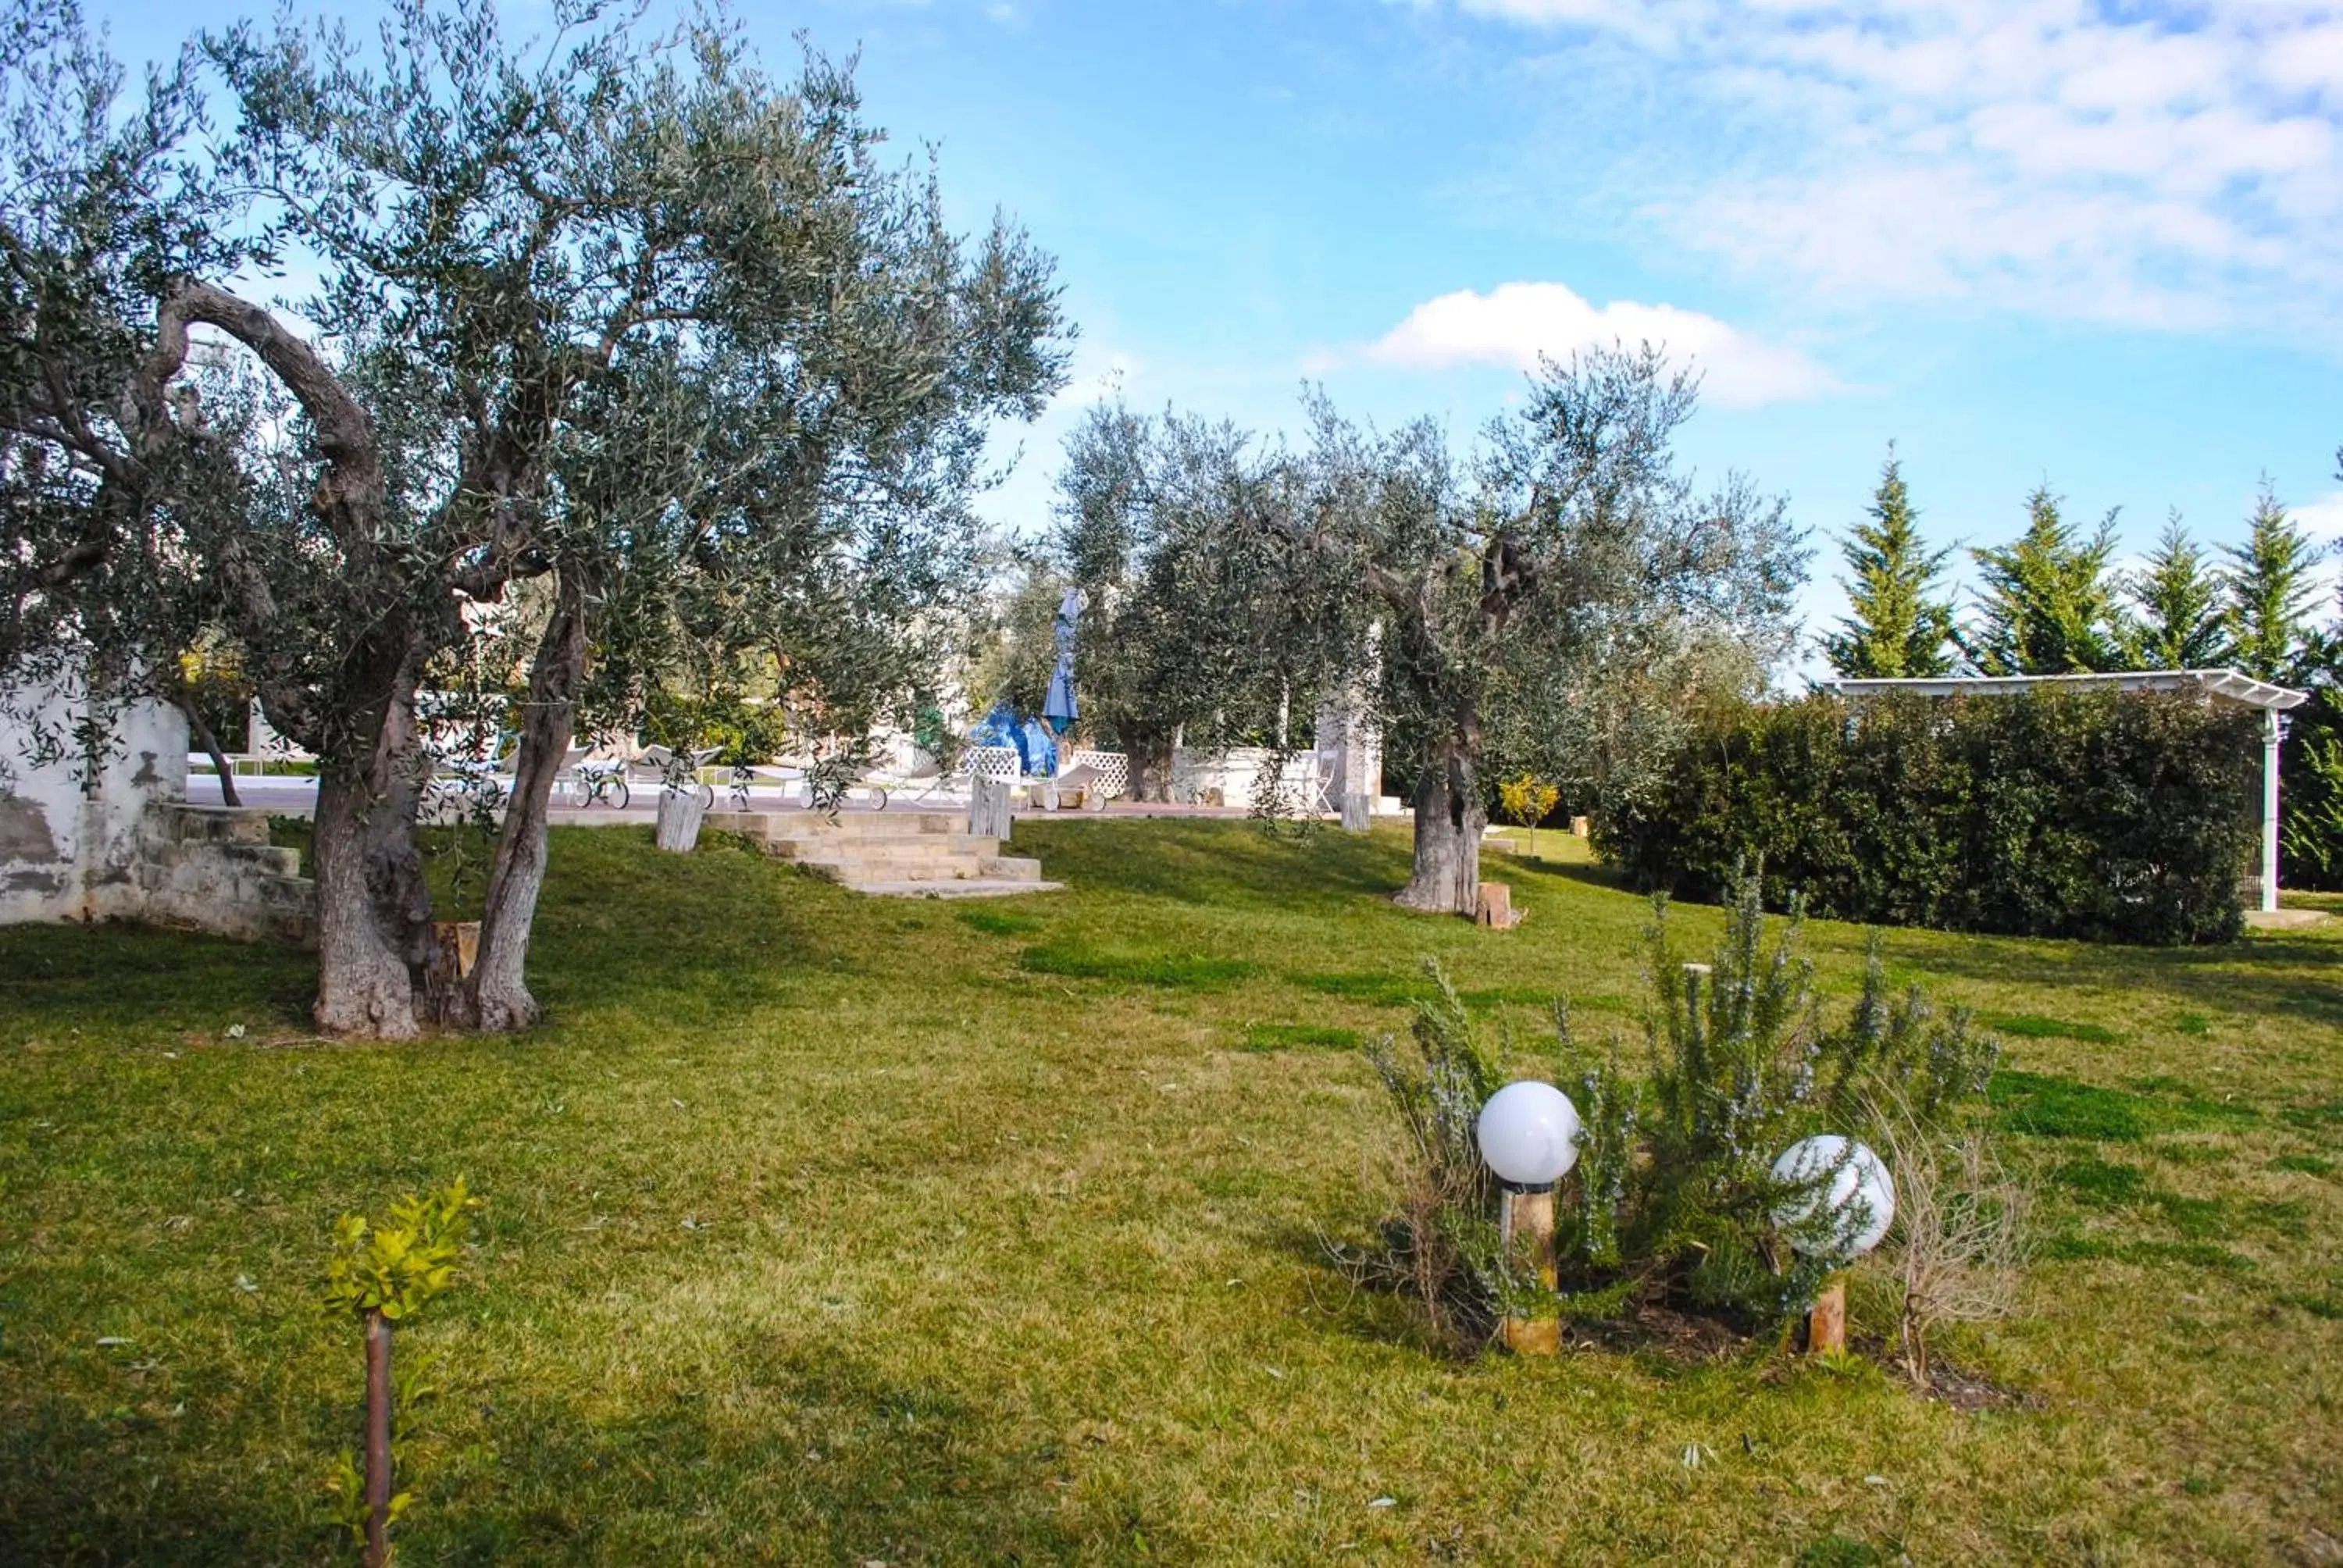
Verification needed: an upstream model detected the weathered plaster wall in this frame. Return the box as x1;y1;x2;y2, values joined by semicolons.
2;672;314;945
1;675;184;924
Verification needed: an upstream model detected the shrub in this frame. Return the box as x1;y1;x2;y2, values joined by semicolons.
1350;876;2005;1352
1866;1084;2031;1388
2281;693;2343;889
1554;883;1998;1328
642;685;790;769
1598;689;2261;944
1353;968;1510;1354
1497;775;1560;829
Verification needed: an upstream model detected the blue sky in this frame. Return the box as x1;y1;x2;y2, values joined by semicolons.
102;0;2343;666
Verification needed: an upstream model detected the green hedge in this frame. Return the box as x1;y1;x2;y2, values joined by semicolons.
1598;690;2261;944
2281;686;2343;890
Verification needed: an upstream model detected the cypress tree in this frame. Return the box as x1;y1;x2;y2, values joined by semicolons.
1822;447;1957;678
2124;511;2229;669
2220;480;2323;683
1963;484;2127;675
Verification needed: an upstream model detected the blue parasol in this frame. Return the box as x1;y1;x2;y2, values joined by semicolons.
1043;587;1081;736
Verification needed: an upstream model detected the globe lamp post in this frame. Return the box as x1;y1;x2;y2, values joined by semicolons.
1475;1080;1582;1356
1771;1134;1895;1354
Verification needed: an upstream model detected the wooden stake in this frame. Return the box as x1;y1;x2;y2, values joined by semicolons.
1806;1276;1847;1356
364;1310;393;1568
1499;1186;1560;1356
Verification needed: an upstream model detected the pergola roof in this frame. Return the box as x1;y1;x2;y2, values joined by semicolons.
1824;668;2309;712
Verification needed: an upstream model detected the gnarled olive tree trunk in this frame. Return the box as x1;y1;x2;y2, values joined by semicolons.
1395;727;1483;916
308;649;436;1038
462;573;588;1032
1117;722;1178;803
140;283;451;1038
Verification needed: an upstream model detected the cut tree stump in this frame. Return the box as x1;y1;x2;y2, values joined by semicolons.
969;775;1013;840
423;920;479;1017
1475;882;1521;929
654;788;708;853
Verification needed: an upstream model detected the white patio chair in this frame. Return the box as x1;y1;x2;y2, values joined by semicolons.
555;746;629;808
629;746;719;806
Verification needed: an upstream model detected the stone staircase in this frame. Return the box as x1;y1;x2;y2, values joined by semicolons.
701;809;1061;898
137;804;316;946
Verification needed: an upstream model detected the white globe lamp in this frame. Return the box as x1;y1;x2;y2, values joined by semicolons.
1475;1080;1582;1188
1475;1080;1582;1357
1771;1135;1895;1258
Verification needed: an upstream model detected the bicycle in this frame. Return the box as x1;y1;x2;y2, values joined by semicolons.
420;745;512;828
565;761;630;811
727;763;803;811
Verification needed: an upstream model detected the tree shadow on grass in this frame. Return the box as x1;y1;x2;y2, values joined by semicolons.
523;828;843;1021
0;829;856;1045
1484;850;1639;897
0;1333;1176;1566
1868;924;2343;1034
0;921;316;1041
419;1338;1164;1566
1011;820;1413;911
0;1393;331;1567
1255;1218;1457;1360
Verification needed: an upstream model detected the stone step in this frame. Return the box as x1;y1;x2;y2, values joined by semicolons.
857;878;1067;900
219;843;303;878
165;804;272;846
140;841;302;886
796;854;989;884
706;810;966;842
703;808;1050;896
758;832;999;863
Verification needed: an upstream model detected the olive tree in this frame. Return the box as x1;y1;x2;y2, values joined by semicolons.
1052;403;1299;799
1288;347;1806;914
2;0;1065;1035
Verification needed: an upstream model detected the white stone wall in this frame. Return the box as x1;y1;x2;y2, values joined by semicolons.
2;675;188;925
1172;747;1339;811
1313;701;1384;810
2;670;313;943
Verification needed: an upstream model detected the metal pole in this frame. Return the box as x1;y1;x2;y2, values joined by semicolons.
2263;710;2282;914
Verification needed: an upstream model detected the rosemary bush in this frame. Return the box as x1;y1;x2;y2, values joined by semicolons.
1359;871;2004;1351
1357;968;1510;1353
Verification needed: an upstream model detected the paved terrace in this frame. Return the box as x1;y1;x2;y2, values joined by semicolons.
181;772;1307;824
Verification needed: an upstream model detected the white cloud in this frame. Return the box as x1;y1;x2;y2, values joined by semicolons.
2291;490;2343;542
1364;281;1842;407
1448;1;2343;341
1062;342;1142;401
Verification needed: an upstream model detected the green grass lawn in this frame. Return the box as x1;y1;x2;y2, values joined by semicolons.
2;821;2338;1565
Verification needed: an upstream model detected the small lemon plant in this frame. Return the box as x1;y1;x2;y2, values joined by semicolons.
322;1180;480;1566
1497;775;1560;855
